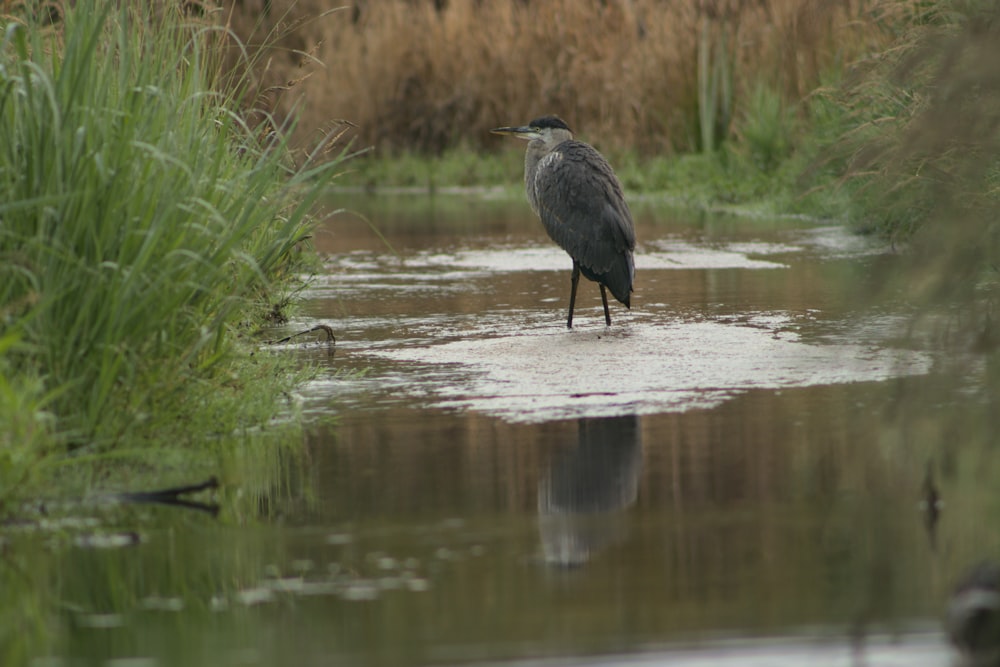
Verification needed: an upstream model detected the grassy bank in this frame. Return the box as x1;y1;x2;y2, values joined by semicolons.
330;73;850;221
332;125;846;220
0;1;341;512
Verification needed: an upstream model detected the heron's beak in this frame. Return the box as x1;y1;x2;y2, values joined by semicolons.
490;125;533;138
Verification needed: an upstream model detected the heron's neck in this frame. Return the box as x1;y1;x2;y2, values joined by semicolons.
524;140;557;216
524;147;540;215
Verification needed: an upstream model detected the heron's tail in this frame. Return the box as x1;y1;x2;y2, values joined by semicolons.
605;250;634;307
581;250;633;307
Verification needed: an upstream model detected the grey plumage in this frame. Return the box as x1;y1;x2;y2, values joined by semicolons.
492;115;636;328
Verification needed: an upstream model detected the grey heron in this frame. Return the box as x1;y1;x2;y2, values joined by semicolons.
491;115;636;328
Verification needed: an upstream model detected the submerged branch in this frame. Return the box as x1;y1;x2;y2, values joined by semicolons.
113;476;220;516
266;324;336;344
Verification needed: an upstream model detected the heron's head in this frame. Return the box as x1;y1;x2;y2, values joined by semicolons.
491;115;573;149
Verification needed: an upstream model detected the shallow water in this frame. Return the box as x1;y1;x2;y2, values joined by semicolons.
285;195;956;665
24;194;995;667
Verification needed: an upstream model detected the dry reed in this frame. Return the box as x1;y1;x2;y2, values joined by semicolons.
219;0;912;157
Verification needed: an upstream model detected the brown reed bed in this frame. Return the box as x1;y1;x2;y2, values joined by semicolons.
219;0;916;157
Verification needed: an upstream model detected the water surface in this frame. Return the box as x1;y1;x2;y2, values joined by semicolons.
280;195;956;665
29;194;997;667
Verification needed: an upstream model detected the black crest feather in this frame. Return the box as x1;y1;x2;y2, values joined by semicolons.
529;115;572;132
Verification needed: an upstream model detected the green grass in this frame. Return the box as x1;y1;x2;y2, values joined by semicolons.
0;333;55;509
337;145;518;191
0;2;343;509
336;107;853;222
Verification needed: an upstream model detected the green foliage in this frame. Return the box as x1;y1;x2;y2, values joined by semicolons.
738;81;795;172
0;333;55;509
833;1;1000;276
341;146;516;191
697;18;733;154
0;3;342;460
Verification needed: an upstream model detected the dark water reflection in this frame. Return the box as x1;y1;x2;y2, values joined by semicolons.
292;387;946;663
19;193;1000;666
538;416;642;568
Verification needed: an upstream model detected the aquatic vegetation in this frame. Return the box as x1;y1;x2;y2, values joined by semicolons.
0;1;344;502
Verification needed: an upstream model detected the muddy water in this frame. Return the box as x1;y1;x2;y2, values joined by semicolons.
44;195;994;666
277;195;953;665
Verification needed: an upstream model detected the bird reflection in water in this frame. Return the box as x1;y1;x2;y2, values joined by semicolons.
537;415;642;568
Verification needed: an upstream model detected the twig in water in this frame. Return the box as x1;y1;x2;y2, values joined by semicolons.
266;324;336;345
114;476;220;516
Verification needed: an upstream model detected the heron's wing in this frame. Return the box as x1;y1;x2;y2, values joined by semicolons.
531;140;636;304
533;140;636;277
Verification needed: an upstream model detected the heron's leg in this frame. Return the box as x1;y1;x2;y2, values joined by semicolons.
567;261;580;329
600;284;611;326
